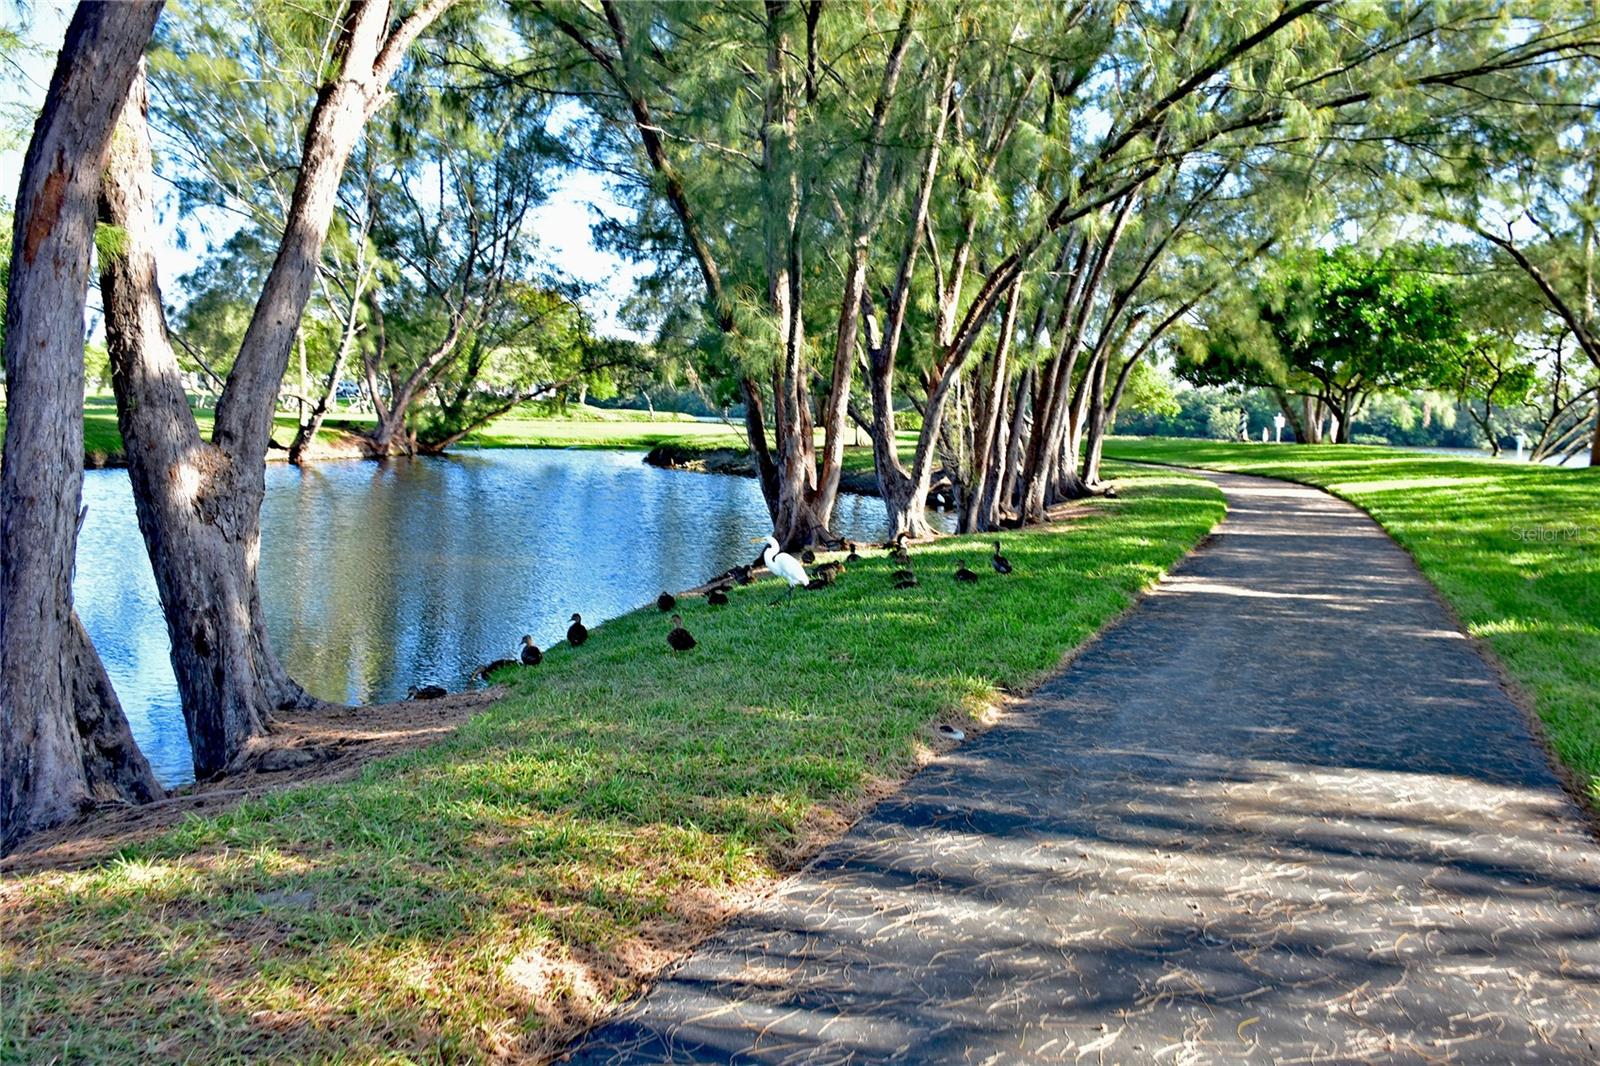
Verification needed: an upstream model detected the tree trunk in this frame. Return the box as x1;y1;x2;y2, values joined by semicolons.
98;0;449;777
1591;401;1600;468
289;269;370;465
761;3;832;549
99;69;320;779
1;2;165;854
1300;396;1322;443
958;282;1020;533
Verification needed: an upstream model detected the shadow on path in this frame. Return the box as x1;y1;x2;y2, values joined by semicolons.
566;473;1600;1064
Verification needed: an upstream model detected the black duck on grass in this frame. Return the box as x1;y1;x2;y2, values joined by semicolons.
657;591;677;611
729;563;754;586
567;613;589;646
845;541;861;562
475;659;517;680
520;635;542;665
991;541;1012;575
893;575;919;589
707;585;730;606
800;548;816;564
667;614;697;652
954;560;979;583
407;684;447;700
891;567;915;583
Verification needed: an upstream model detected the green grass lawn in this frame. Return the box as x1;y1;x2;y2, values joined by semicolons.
2;397;361;466
0;462;1222;1064
456;407;747;450
1104;436;1600;804
22;399;893;473
457;405;893;475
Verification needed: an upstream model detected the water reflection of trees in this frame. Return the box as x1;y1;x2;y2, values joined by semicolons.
81;452;924;781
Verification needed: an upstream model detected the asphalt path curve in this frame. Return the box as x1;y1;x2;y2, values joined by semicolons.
568;469;1600;1065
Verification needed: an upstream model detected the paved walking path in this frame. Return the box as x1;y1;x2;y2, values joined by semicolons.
569;471;1600;1064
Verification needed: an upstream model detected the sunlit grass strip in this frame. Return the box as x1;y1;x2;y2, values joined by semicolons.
0;463;1224;1063
1103;437;1600;805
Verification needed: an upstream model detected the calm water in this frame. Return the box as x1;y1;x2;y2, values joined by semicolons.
1399;444;1591;468
76;449;919;786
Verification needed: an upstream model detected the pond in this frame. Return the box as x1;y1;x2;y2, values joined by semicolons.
76;448;929;786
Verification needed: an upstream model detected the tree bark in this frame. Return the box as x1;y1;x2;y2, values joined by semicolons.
815;3;914;524
100;69;318;778
98;0;452;777
1;1;165;854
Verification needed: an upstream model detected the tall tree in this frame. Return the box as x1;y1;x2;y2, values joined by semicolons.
97;0;453;779
1;1;165;854
358;85;555;455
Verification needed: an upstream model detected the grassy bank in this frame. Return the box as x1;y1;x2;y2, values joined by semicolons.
1104;437;1600;804
15;399;904;476
1;463;1222;1064
455;406;747;451
1;397;361;467
457;406;893;476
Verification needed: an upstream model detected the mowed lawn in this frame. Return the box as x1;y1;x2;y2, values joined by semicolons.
1;463;1223;1063
1104;437;1600;804
0;396;362;464
456;405;898;474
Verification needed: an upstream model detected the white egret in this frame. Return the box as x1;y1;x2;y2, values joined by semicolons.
753;535;810;603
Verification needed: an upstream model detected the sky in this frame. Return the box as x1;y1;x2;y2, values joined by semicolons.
1;4;648;339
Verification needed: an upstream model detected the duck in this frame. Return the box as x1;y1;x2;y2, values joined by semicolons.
567;612;589;646
800;547;816;564
475;658;517;680
816;560;845;580
893;574;919;589
666;614;697;652
991;541;1012;575
845;541;861;562
407;684;448;700
891;567;915;583
657;591;677;612
752;535;810;604
520;635;542;665
707;585;730;606
954;560;979;583
730;564;754;586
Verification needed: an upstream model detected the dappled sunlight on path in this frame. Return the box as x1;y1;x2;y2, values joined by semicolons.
568;471;1600;1064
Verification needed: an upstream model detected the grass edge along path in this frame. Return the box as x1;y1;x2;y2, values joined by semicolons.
1104;437;1600;810
1;463;1223;1064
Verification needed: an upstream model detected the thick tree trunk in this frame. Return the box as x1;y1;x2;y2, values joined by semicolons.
98;0;449;776
100;70;318;778
1;2;165;853
1591;402;1600;468
1332;398;1352;444
1300;396;1323;443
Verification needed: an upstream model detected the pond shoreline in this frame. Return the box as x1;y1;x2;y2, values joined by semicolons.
642;440;883;497
4;465;1225;1065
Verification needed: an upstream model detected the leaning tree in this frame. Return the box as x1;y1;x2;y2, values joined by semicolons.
96;0;455;779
